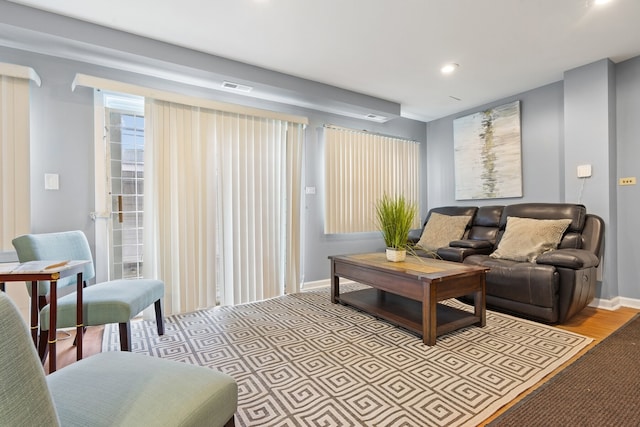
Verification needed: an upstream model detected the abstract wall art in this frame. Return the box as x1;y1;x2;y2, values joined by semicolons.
453;100;522;200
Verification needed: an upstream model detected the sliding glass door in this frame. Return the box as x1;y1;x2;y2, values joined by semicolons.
93;91;145;281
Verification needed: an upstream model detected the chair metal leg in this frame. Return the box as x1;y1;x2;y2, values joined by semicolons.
154;299;165;336
119;322;131;351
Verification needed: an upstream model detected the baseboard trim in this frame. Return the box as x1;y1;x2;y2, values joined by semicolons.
590;296;640;310
301;278;355;291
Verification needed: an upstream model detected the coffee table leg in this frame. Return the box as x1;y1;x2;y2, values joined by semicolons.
475;276;486;327
330;260;339;304
423;282;437;346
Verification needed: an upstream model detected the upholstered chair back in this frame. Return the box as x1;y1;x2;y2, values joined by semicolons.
0;292;61;426
12;231;96;296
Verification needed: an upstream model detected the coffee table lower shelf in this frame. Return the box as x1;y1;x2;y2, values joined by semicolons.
336;288;481;339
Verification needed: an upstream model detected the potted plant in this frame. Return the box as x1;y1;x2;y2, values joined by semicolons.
375;193;417;262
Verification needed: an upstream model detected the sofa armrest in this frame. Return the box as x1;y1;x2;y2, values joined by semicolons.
536;249;600;269
449;239;493;249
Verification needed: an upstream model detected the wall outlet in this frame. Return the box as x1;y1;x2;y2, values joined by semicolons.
619;177;637;186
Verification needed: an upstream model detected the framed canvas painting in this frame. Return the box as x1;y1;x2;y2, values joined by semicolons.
453;100;522;200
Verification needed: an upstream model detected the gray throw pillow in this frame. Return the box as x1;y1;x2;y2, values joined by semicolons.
417;213;472;251
490;216;572;262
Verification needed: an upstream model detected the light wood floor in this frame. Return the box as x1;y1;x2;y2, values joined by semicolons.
47;305;639;423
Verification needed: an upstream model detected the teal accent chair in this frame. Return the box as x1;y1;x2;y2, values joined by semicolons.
0;291;238;427
12;230;165;361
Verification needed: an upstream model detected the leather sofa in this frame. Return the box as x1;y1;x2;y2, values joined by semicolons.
409;203;605;324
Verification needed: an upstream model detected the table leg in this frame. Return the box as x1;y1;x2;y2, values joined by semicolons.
49;279;57;373
475;275;486;327
76;272;83;361
330;260;339;304
30;281;38;347
422;282;437;346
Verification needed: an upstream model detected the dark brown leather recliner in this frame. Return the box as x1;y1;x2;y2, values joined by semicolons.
462;203;604;324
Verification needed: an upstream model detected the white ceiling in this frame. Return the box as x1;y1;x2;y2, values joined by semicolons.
7;0;640;122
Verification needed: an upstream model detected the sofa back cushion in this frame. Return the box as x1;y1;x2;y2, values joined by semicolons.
467;205;504;243
496;203;587;249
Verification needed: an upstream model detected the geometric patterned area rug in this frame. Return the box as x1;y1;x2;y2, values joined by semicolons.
103;286;592;427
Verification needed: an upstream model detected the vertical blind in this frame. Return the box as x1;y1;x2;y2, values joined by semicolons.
144;99;305;315
0;72;32;250
324;126;420;234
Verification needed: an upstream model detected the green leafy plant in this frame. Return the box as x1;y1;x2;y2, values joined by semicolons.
375;194;417;250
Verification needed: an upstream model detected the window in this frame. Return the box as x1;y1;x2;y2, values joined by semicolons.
324;125;420;234
93;91;145;281
107;107;145;279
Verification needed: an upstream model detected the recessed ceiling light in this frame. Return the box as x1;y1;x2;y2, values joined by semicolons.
441;63;459;74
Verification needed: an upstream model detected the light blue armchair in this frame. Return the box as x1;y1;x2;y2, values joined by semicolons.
0;291;237;427
12;230;164;360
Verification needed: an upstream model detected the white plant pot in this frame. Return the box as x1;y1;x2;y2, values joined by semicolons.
386;248;407;262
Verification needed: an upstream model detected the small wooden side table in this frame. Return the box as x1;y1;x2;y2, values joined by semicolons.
0;260;89;373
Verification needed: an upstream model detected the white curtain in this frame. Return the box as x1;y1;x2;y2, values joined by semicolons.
144;99;304;315
0;75;31;250
324;126;420;234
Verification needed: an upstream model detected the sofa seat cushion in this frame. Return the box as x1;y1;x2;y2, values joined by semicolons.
464;255;559;308
417;212;472;251
490;217;572;262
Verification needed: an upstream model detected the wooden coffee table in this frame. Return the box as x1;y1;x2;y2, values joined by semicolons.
329;253;488;345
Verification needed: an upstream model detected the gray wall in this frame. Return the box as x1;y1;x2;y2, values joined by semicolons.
563;59;618;300
426;82;565;208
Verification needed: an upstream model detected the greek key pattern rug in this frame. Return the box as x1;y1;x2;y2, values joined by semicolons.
103;287;592;427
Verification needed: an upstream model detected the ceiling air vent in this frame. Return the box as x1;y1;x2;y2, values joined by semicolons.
365;113;388;123
221;81;253;93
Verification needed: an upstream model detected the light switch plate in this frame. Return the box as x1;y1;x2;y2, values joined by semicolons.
44;173;59;190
